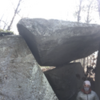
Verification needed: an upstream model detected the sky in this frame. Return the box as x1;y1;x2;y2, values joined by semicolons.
0;0;100;34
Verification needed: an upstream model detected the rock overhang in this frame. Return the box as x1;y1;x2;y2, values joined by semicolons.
17;18;100;66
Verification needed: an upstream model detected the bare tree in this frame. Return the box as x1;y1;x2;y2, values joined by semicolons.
77;0;83;23
85;0;94;24
74;0;96;70
7;0;22;30
0;14;4;25
97;0;100;17
3;19;8;30
0;20;8;29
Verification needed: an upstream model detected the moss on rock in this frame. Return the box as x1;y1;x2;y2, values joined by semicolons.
0;29;14;36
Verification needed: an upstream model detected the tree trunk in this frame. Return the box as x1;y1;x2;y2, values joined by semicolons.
0;15;4;25
7;0;22;30
95;45;100;98
77;0;82;23
86;0;93;24
83;58;85;68
97;0;100;17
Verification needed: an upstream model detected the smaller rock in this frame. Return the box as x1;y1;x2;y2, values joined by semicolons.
44;63;85;100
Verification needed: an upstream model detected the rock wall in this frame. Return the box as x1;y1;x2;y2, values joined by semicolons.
0;35;58;100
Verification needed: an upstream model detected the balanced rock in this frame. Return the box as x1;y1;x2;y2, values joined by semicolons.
17;18;100;66
0;35;58;100
44;63;85;100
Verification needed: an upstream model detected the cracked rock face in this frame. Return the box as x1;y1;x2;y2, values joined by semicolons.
17;18;100;66
0;35;58;100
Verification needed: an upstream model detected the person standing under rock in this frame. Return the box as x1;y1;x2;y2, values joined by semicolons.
76;80;99;100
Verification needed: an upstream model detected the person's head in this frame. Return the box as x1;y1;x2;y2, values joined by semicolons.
83;80;91;92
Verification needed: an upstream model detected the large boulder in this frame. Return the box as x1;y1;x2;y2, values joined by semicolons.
0;35;58;100
17;18;100;66
44;63;85;100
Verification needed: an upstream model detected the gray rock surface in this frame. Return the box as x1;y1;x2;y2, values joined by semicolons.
17;18;100;66
44;63;85;100
0;35;58;100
